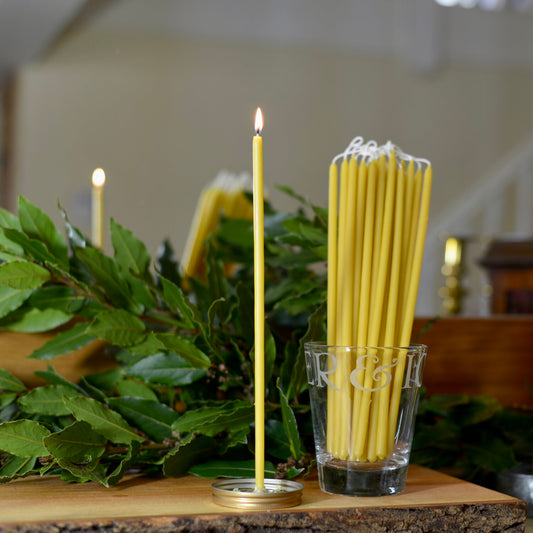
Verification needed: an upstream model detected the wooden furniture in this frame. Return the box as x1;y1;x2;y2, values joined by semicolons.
413;316;533;407
0;331;113;388
1;316;532;407
0;466;526;533
479;239;533;314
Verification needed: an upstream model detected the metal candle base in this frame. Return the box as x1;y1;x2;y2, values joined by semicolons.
211;478;304;509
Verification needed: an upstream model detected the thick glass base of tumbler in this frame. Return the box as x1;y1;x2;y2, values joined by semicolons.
317;456;408;497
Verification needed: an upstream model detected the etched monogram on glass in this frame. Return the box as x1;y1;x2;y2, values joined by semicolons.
305;346;426;392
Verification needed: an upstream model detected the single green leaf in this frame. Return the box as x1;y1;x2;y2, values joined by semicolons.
34;365;86;395
265;419;292;460
84;369;122;393
124;273;156;312
110;219;151;276
3;308;72;333
264;326;276;387
2;229;57;265
63;396;144;445
0;392;17;408
59;202;87;249
103;441;140;487
79;376;107;403
264;212;292;238
189;459;277;479
0;286;33;319
116;380;158;401
155;334;211;369
217;426;250;457
0;228;24;257
162;435;216;478
155;239;181;286
74;247;138;312
277;381;304;460
0;401;18;423
265;276;311;307
55;455;107;485
282;217;327;246
206;296;226;342
29;322;95;360
275;184;308;206
108;397;178;442
0;368;26;393
0;455;37;483
28;286;84;313
125;332;166;356
18;196;68;266
86;309;146;346
44;421;107;462
216;218;253;248
0;261;50;290
125;353;207;386
18;385;81;416
159;276;199;330
172;400;253;438
276;287;325;316
0;420;50;457
0;208;21;231
0;251;23;263
275;185;328;226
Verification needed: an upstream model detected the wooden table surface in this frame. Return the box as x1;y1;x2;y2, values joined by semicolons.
0;465;527;532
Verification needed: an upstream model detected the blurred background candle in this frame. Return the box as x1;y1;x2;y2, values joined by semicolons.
91;167;106;249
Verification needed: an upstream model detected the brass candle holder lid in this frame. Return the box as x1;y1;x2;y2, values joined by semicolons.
211;478;304;509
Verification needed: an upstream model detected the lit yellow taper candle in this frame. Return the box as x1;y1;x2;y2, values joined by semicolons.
91;168;106;250
252;107;265;492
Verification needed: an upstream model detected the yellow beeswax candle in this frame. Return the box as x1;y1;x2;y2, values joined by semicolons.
252;108;265;492
327;162;338;346
376;162;406;458
326;161;338;454
370;155;387;299
181;187;221;279
388;164;432;448
351;160;378;460
91;168;105;250
336;156;358;459
341;156;358;347
332;157;350;458
351;160;367;343
399;166;423;322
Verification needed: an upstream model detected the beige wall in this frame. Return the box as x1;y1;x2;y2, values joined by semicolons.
10;28;533;269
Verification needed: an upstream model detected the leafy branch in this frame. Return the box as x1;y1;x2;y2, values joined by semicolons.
0;188;327;485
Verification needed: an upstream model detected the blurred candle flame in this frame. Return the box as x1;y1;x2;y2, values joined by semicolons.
92;168;106;188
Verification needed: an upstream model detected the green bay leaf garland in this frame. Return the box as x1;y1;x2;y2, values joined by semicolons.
0;193;326;485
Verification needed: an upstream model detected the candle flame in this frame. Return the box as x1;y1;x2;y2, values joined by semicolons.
92;168;106;188
444;237;461;266
254;107;263;135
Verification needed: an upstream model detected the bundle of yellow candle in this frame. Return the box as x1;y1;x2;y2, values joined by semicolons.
181;171;253;279
326;137;432;462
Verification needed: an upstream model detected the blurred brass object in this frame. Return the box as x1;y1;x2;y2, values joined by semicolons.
439;237;465;315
